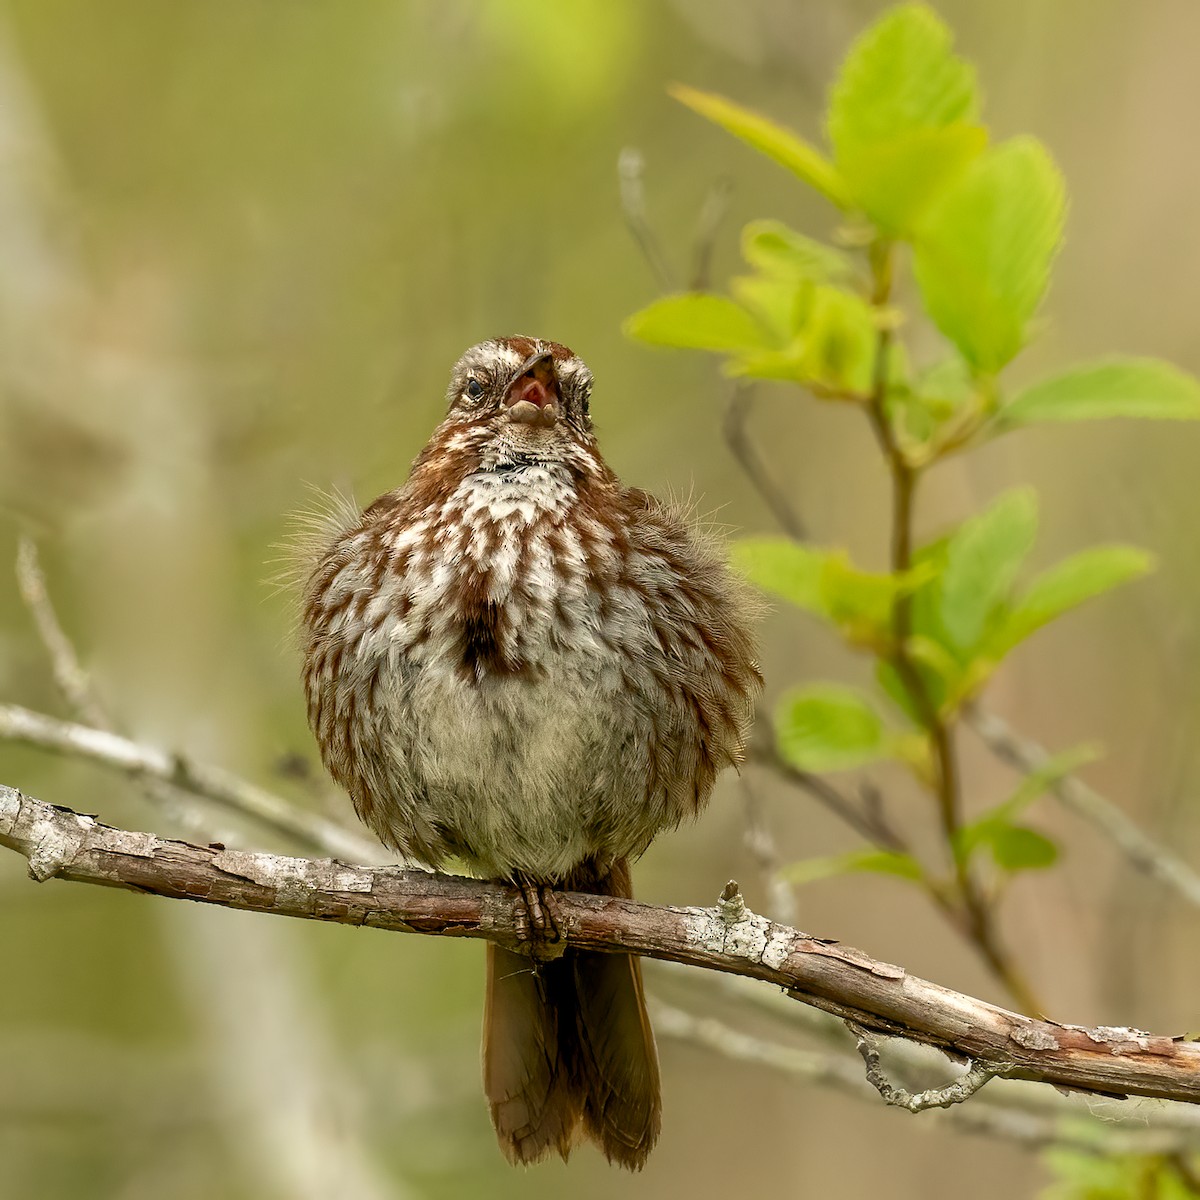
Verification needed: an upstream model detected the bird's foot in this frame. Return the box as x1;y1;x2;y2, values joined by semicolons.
512;873;564;951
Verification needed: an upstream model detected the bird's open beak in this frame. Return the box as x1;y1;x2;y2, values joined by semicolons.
503;351;561;427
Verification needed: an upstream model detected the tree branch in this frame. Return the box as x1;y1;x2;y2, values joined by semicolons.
0;702;381;864
968;706;1200;911
3;784;1198;1108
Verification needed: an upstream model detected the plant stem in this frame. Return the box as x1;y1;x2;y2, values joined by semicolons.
864;242;1043;1018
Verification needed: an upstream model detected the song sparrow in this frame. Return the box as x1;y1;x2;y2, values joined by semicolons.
300;336;761;1169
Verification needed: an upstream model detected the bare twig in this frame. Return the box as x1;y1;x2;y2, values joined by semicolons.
15;536;108;728
749;734;911;852
0;703;382;864
617;147;676;292
739;776;796;926
849;1022;998;1112
4;785;1199;1108
14;537;231;844
722;383;809;540
689;175;732;291
654;1002;1200;1153
968;707;1200;911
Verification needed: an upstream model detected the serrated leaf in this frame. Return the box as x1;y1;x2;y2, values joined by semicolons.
940;488;1038;650
624;293;770;353
671;84;850;206
913;137;1066;371
775;685;886;772
838;123;987;235
990;545;1154;656
827;4;983;232
999;358;1200;430
828;4;979;152
732;538;824;610
780;849;924;887
741;220;853;281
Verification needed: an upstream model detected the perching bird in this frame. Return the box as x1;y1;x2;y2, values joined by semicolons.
300;337;760;1169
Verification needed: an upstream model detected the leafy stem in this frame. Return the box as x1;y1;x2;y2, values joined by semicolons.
864;242;1042;1016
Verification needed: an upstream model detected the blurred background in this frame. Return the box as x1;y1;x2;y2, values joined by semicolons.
2;1;1199;1197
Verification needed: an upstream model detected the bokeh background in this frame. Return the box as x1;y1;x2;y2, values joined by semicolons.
2;1;1199;1197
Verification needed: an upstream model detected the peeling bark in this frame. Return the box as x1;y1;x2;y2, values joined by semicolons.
3;783;1198;1107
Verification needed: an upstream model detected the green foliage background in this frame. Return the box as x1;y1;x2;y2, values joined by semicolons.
1;2;1199;1198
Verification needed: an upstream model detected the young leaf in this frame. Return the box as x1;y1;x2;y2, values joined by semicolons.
775;684;886;772
990;545;1154;656
780;848;924;886
940;488;1038;650
827;4;984;232
957;742;1100;863
988;825;1058;871
732;538;824;611
624;293;770;353
797;286;878;394
734;539;927;651
998;358;1200;430
995;743;1102;823
913;136;1066;371
670;84;851;207
828;4;979;152
731;274;811;343
741;220;853;282
837;124;986;236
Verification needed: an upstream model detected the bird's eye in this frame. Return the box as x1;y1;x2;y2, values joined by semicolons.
465;377;484;400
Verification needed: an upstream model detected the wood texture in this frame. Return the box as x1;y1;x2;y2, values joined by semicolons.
3;784;1198;1107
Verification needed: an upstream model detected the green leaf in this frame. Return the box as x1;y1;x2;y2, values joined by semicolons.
732;538;824;611
775;685;886;772
913;136;1066;371
670;84;851;207
734;539;927;651
999;358;1200;430
828;4;979;152
956;742;1097;870
997;743;1102;821
624;293;770;353
730;274;811;343
990;545;1154;656
817;552;903;646
726;284;878;394
838;124;987;236
940;488;1038;651
827;4;984;232
741;220;853;282
988;825;1058;871
780;849;924;887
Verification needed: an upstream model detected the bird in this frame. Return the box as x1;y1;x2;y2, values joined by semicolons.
300;336;761;1169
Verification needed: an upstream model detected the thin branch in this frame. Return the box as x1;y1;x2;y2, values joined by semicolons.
617;147;676;292
0;703;382;864
849;1021;998;1112
15;537;233;844
654;1002;1200;1154
689;175;732;292
749;732;910;852
968;706;1200;911
4;786;1199;1108
739;775;796;926
722;383;809;540
861;242;1041;1017
15;536;108;728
